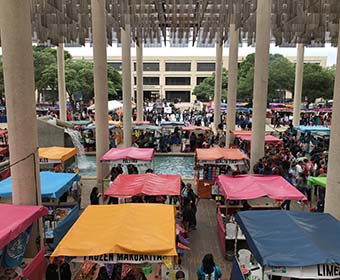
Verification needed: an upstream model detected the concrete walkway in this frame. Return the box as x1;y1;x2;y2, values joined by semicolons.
182;199;232;280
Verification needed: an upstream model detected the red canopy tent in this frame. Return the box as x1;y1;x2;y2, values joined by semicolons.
215;175;306;258
105;173;181;197
236;134;283;145
0;204;48;249
100;147;154;162
181;126;211;131
217;174;306;201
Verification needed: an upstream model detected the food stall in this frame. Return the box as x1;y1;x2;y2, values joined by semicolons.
51;204;177;279
0;171;80;250
216;174;307;259
195;148;248;198
105;173;181;202
0;204;48;280
233;134;283;154
231;210;340;280
100;147;155;192
38;146;78;171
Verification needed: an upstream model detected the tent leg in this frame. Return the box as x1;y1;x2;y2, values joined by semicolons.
234;224;239;256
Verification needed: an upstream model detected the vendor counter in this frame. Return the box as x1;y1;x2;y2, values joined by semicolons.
216;205;280;259
43;203;79;250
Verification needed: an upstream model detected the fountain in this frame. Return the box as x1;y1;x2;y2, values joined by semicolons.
65;128;96;173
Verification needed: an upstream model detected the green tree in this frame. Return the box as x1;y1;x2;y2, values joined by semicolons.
238;53;295;101
302;63;335;101
193;68;228;102
268;55;295;100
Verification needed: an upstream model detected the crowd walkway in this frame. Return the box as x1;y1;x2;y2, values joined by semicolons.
182;199;232;280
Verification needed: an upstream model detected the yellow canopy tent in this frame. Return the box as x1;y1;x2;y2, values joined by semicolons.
39;146;78;163
51;204;177;260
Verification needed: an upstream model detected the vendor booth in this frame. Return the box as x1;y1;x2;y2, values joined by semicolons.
234;134;283;153
0;204;48;280
100;147;155;192
195;148;248;198
0;171;80;250
105;173;181;199
216;174;307;260
231;210;340;280
51;204;177;279
39;146;78;171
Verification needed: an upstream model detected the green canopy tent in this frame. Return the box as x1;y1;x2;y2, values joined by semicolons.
307;176;327;188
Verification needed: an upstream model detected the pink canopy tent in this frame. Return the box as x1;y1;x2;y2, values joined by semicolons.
105;173;181;197
0;204;48;249
181;126;211;131
237;134;283;145
217;174;307;201
133;120;150;125
100;147;154;162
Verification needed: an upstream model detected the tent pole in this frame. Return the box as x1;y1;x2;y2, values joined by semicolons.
234;224;239;256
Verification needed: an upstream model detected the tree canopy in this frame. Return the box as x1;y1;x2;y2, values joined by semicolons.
193;53;335;103
0;47;122;109
193;68;228;102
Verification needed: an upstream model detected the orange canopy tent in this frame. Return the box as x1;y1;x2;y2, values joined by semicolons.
51;204;177;261
196;147;248;162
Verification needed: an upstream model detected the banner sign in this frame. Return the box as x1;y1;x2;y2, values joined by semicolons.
74;254;165;264
198;160;245;166
103;159;151;165
39;158;61;164
265;263;340;279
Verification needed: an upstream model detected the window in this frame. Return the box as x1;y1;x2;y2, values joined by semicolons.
197;62;215;71
144;62;159;71
165;63;191;72
165;91;190;102
108;62;122;71
165;77;191;86
196;77;208;85
133;62;160;71
134;77;160;85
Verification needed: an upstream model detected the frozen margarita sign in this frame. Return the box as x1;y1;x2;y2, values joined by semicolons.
265;263;340;279
74;254;165;264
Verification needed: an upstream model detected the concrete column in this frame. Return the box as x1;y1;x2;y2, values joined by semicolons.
213;40;223;131
57;43;67;122
293;43;304;126
250;0;272;170
159;58;166;99
0;0;41;256
226;24;239;147
122;24;132;147
136;41;144;121
325;24;340;220
91;0;109;188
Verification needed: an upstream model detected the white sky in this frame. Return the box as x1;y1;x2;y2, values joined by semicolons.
64;43;338;66
0;43;338;66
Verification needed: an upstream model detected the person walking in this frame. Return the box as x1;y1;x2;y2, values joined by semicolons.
197;254;222;280
90;187;101;205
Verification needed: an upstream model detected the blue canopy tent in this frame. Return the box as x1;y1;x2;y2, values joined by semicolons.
293;126;330;134
0;171;80;199
160;121;185;126
232;210;340;279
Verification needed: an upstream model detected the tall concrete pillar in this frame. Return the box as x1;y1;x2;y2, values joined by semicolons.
0;0;41;255
293;43;304;126
136;40;144;121
226;24;239;147
213;40;223;131
91;0;109;188
250;0;272;170
57;43;67;122
325;25;340;220
122;24;132;147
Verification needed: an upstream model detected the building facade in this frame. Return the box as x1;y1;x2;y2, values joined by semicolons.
74;55;327;103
